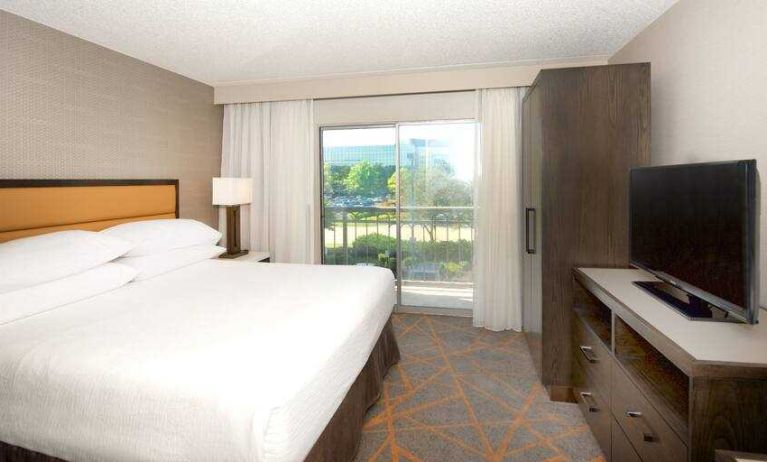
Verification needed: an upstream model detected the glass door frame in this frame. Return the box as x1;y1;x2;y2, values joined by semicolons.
319;119;477;315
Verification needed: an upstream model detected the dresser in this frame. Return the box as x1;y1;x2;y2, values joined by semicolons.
573;267;767;462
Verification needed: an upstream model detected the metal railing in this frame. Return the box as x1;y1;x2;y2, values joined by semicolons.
322;206;474;279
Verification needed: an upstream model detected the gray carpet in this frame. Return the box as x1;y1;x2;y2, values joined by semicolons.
354;313;604;462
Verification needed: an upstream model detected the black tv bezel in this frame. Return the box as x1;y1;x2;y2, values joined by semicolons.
628;159;759;324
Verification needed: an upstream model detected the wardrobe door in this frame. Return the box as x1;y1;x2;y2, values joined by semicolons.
522;84;544;377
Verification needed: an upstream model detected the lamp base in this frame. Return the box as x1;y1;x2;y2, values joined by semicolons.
219;249;249;259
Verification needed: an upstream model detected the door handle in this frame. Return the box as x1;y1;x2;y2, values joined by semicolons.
525;208;536;254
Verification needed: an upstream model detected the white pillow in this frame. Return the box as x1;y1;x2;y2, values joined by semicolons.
0;230;133;294
0;263;138;325
101;219;222;257
117;244;225;281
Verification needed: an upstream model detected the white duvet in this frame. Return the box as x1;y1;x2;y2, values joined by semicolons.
0;260;395;462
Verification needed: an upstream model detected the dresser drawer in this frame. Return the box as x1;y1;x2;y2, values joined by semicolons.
612;418;641;462
572;314;611;395
612;365;687;462
573;359;611;458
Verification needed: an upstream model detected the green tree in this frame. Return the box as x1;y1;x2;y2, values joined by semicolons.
387;162;472;241
323;164;351;197
389;168;471;206
344;161;393;197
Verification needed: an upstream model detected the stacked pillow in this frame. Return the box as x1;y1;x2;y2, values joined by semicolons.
0;230;138;324
0;219;224;324
102;219;225;281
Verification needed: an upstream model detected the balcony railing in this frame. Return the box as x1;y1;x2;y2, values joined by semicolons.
322;205;474;281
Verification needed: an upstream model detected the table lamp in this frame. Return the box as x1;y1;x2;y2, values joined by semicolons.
212;177;253;258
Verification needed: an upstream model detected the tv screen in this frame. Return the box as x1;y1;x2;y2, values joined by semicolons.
630;160;758;322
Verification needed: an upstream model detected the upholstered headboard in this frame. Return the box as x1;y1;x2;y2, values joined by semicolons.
0;179;178;243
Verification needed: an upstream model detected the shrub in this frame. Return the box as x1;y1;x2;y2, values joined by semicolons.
352;233;397;257
440;262;463;280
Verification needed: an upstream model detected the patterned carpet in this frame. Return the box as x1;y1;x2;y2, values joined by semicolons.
354;314;604;462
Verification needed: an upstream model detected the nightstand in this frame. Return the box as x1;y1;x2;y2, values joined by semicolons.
221;251;270;262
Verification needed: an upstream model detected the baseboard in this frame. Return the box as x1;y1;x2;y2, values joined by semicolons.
396;305;473;318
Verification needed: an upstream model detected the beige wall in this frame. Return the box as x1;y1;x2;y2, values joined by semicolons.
610;0;767;307
214;57;607;104
0;10;223;226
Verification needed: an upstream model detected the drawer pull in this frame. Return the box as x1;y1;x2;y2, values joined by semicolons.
579;392;599;413
578;345;599;363
626;411;657;443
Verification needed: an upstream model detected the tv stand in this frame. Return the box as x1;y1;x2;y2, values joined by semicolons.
632;280;742;323
572;267;767;462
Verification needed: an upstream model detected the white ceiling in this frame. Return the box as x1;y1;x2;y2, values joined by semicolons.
0;0;677;85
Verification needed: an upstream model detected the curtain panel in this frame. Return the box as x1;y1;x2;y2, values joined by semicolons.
473;87;526;331
220;100;316;263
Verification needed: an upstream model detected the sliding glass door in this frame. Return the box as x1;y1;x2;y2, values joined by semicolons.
320;122;476;312
398;123;475;311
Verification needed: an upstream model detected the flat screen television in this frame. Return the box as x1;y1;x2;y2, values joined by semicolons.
629;160;759;324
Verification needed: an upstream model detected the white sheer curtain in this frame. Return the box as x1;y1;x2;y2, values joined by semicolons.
220;100;316;263
473;87;526;331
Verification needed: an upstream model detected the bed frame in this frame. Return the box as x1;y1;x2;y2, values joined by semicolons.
0;179;179;243
0;179;400;462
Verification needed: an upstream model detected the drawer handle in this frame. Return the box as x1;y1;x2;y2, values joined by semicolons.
579;392;599;413
627;411;657;442
578;345;599;363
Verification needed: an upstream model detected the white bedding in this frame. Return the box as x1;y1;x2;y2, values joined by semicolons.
0;260;395;462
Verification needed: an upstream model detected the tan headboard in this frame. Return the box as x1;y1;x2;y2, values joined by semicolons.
0;180;179;243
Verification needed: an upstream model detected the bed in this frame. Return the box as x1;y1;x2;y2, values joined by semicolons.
0;180;399;462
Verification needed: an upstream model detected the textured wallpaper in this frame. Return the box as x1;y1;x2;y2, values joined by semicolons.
0;10;223;226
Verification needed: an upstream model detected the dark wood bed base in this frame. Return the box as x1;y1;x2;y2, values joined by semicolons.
0;318;400;462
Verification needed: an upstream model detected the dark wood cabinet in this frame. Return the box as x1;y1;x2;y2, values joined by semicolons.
574;267;767;462
521;63;651;398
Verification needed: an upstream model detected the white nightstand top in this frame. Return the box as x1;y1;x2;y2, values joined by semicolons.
227;251;270;262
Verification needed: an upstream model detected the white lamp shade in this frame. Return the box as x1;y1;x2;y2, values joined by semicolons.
212;177;253;205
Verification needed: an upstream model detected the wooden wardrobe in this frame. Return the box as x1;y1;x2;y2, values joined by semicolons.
521;63;651;399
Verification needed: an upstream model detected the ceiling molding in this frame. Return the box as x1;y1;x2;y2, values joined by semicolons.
214;56;610;104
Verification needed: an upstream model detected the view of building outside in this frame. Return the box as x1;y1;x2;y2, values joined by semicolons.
321;123;476;310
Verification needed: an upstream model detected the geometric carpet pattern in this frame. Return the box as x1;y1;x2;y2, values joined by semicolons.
355;314;605;462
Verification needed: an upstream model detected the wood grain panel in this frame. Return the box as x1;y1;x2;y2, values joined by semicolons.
573;313;612;397
612;420;641;462
691;377;767;461
522;78;544;380
611;362;687;462
574;267;767;461
572;358;612;457
522;63;651;394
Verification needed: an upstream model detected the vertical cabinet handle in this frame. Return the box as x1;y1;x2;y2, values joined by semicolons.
579;392;599;413
525;208;536;254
